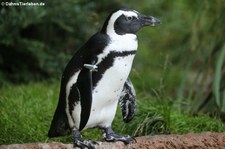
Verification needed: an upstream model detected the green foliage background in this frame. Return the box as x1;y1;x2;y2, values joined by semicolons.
0;0;225;145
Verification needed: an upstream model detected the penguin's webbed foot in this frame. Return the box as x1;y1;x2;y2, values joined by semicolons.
72;129;98;149
103;127;135;145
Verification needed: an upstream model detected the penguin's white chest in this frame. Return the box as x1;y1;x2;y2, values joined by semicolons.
84;54;135;129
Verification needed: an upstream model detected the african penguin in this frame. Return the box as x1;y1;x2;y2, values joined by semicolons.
48;8;160;149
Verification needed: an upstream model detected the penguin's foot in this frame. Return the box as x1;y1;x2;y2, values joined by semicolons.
103;127;136;145
72;129;98;149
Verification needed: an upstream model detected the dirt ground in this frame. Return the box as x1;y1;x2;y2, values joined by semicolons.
1;132;225;149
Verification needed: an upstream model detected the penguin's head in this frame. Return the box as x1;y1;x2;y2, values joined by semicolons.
101;8;161;36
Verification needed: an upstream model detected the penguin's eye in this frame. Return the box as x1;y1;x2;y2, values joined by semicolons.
126;16;133;21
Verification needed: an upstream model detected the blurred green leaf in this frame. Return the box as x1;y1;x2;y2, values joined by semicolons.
213;44;225;111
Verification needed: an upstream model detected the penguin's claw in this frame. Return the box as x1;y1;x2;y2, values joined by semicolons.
72;129;98;149
103;127;135;145
74;139;98;149
104;133;135;144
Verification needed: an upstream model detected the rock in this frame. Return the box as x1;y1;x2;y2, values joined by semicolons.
1;132;225;149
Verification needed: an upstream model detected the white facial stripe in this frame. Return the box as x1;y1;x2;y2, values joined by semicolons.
123;11;138;18
106;10;138;36
133;10;139;14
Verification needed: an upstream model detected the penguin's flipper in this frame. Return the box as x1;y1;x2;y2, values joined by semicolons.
119;78;136;123
77;64;95;131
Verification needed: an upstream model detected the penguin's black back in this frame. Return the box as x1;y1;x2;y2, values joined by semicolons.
48;32;110;137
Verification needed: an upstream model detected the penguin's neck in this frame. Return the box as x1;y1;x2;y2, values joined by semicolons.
96;33;138;65
109;33;138;51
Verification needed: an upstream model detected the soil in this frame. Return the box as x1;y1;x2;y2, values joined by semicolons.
1;132;225;149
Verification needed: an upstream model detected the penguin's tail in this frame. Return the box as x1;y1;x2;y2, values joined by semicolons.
48;103;70;138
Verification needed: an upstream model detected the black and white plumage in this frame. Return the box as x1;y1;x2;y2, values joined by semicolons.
119;78;136;123
48;8;160;148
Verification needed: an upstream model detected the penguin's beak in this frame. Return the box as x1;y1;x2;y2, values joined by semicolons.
139;14;161;27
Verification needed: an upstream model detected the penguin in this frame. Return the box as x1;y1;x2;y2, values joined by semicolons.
48;8;160;149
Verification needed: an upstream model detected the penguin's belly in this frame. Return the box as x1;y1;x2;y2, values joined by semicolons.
84;55;135;129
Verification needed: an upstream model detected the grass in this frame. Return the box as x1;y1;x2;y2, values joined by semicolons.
1;81;225;145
